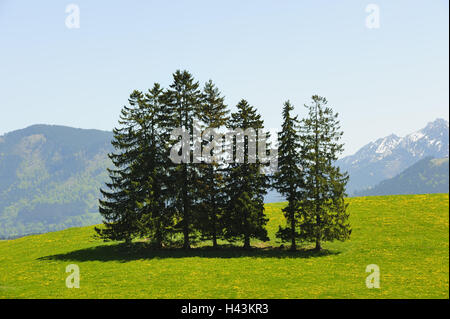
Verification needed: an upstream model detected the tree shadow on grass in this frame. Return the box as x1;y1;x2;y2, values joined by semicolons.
38;242;340;263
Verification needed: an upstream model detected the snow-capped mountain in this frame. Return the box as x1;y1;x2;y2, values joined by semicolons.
338;118;449;194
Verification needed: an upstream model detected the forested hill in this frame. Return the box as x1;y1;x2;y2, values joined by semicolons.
0;125;113;238
354;157;449;197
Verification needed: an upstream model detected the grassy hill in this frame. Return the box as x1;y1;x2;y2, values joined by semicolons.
0;194;448;299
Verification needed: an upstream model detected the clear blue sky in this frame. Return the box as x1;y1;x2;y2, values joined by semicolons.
0;0;448;156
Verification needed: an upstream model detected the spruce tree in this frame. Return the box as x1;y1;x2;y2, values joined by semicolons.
224;99;269;249
299;95;351;251
96;90;147;243
135;83;175;248
274;101;304;251
163;70;203;249
196;80;229;247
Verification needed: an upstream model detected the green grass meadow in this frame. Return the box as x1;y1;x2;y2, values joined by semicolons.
0;194;448;298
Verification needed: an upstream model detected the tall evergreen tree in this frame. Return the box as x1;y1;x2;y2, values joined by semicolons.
224;99;269;249
163;70;203;249
274;101;304;251
299;95;351;251
97;86;176;246
96;90;147;243
196;80;229;247
135;83;175;248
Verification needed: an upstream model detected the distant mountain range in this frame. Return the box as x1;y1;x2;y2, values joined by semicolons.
0;125;113;238
338;118;449;194
1;119;448;237
354;157;449;197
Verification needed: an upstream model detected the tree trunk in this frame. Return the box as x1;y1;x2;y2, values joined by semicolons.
243;235;251;249
183;164;190;249
183;211;190;249
182;205;190;249
212;197;217;248
315;238;322;251
155;228;163;249
290;213;296;251
211;187;218;248
212;233;217;248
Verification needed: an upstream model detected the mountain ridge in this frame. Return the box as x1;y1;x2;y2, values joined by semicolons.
338;118;449;194
0;124;113;238
354;156;449;197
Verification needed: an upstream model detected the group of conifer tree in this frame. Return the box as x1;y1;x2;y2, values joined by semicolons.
96;70;351;251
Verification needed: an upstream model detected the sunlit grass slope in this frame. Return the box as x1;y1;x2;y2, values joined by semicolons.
0;194;448;298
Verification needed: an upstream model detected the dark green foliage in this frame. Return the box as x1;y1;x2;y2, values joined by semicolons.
195;80;230;247
163;70;203;249
96;86;175;246
96;90;351;250
136;84;176;247
96;91;146;243
299;95;351;250
273;101;304;250
224;99;269;248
